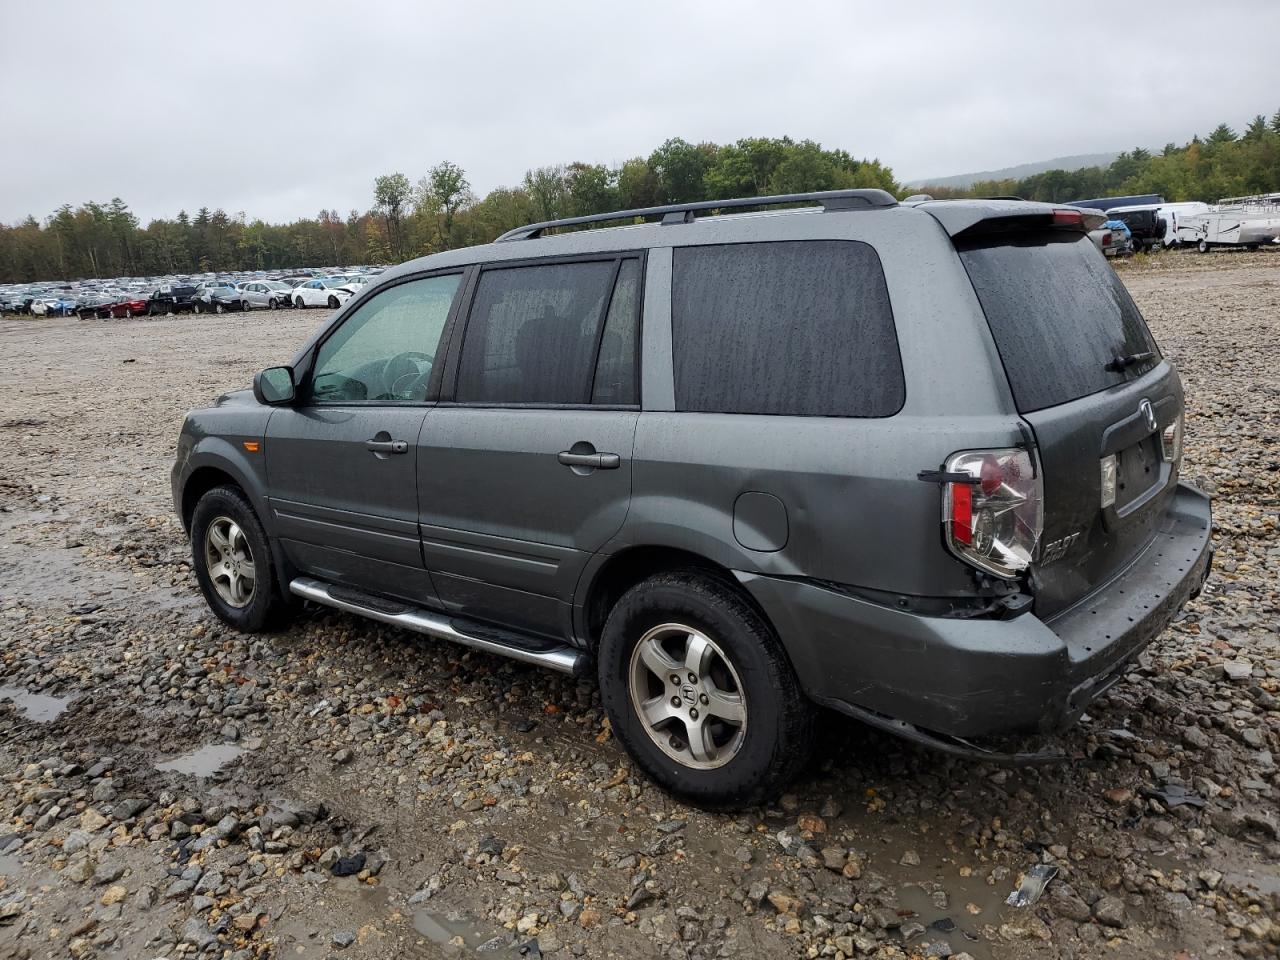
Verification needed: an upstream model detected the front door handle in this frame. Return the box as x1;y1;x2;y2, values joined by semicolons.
366;438;408;455
558;450;620;470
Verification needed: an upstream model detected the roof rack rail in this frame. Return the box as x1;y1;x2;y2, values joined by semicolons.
495;188;899;241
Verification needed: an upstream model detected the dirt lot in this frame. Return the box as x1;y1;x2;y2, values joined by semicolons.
0;250;1277;960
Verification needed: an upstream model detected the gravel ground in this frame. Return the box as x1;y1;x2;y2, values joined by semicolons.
0;249;1277;960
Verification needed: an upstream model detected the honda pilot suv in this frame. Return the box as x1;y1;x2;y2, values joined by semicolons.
172;190;1212;805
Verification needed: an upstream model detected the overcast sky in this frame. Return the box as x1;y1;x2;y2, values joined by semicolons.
2;0;1277;225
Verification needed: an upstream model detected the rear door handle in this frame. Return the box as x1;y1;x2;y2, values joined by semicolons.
557;450;620;469
366;438;408;455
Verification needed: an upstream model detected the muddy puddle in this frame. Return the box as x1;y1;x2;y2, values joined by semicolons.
0;685;73;722
155;743;244;777
410;907;518;951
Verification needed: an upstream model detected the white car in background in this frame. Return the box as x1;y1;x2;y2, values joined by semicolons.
291;278;356;309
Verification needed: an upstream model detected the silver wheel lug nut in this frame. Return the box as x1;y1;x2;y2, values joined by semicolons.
687;672;697;684
670;696;681;707
670;675;680;685
689;708;699;720
699;693;709;704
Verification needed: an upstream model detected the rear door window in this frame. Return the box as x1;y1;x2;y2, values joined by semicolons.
958;233;1159;413
456;259;629;404
671;240;903;417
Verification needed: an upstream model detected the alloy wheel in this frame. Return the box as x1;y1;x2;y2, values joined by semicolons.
627;623;747;770
203;516;256;608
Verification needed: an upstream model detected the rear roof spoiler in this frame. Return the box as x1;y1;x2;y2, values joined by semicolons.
912;199;1106;238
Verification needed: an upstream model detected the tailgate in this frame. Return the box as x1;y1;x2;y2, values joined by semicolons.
956;228;1181;618
1022;365;1181;617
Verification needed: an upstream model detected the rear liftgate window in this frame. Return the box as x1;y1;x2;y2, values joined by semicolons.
671;240;904;417
958;233;1160;413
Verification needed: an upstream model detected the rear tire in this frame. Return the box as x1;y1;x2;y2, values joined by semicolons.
597;570;815;807
190;485;289;632
193;302;203;314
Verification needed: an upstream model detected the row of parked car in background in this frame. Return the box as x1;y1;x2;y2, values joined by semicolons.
1078;191;1280;257
0;266;385;318
6;193;1278;317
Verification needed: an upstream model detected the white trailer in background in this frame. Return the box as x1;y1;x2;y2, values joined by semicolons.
1174;193;1280;252
1156;201;1210;246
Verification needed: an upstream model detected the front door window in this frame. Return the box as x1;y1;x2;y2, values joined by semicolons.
309;274;462;403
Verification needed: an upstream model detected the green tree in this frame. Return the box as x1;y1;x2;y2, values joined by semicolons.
523;165;571;222
649;138;714;203
1208;123;1236;144
617;158;661;209
1243;115;1269;142
416;161;474;250
373;172;413;261
565;162;618;217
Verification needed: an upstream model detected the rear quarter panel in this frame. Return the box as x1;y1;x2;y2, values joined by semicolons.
624;208;1026;597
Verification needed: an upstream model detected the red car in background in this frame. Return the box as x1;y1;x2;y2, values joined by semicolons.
107;295;149;319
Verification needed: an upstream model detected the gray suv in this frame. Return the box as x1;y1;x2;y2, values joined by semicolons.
172;189;1213;805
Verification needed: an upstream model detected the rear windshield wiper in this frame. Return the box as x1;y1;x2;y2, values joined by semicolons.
1105;351;1154;373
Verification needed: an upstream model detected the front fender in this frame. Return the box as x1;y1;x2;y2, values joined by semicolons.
174;399;273;534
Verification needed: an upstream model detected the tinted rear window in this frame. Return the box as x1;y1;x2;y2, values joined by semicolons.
671;241;903;417
958;233;1159;413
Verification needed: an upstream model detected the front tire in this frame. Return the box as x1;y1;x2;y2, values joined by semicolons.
190;485;288;632
327;295;339;309
295;296;305;309
598;571;815;807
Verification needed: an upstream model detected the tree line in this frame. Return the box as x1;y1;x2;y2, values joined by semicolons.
2;112;1277;283
917;111;1280;204
0;137;895;283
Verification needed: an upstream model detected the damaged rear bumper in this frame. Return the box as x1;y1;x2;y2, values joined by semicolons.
736;482;1212;749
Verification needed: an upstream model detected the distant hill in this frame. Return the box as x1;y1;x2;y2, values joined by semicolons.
904;152;1121;189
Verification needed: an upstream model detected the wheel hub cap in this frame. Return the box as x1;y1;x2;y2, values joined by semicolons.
628;623;747;770
203;516;256;608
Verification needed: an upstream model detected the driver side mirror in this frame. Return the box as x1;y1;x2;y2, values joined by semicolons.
254;366;296;405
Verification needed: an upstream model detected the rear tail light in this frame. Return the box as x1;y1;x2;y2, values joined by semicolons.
1161;413;1183;463
1100;454;1118;508
1102;231;1113;245
1052;208;1085;229
942;448;1043;579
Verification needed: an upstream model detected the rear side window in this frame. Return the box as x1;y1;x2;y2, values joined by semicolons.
456;260;621;404
958;233;1159;413
671;241;903;417
592;258;641;405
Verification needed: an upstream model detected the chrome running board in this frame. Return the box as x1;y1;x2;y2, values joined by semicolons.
289;577;584;675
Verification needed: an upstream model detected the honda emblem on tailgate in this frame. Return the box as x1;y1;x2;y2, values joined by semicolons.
1139;399;1157;433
